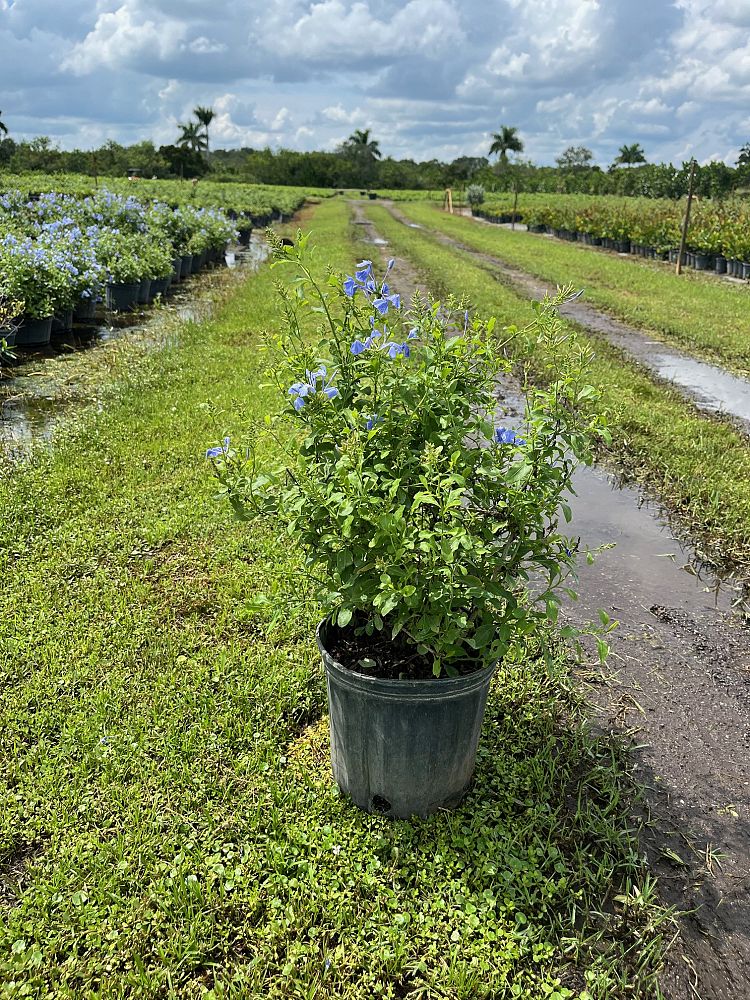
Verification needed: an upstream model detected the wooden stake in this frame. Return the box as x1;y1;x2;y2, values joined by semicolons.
443;187;453;214
676;159;697;276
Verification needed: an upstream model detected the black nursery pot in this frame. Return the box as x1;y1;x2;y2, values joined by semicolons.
317;620;496;819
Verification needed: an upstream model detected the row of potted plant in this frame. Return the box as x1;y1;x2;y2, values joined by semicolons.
0;189;240;348
0;172;325;219
472;193;750;274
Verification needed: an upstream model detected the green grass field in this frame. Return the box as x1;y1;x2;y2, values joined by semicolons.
396;202;750;376
0;200;677;998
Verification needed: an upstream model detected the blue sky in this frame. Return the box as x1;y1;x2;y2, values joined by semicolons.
1;0;749;166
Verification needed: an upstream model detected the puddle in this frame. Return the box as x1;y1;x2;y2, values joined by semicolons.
495;389;742;613
557;300;750;432
225;238;271;270
644;353;750;423
569;464;739;612
1;236;270;455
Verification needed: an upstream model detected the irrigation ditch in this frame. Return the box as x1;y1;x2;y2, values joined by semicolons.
354;200;750;1000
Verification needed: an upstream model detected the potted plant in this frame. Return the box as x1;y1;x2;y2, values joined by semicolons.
466;185;485;215
208;234;609;818
0;235;68;346
95;231;147;311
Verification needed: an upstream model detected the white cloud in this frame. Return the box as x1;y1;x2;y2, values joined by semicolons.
62;4;186;74
189;36;227;55
0;0;747;165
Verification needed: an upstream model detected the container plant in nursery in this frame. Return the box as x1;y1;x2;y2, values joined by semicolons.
208;233;609;818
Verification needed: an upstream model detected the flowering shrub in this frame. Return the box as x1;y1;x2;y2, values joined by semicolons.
0;188;238;314
0;233;72;318
209;234;610;677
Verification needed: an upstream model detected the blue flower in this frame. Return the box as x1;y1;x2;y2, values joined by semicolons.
288;366;340;410
385;341;410;359
365;414;383;431
494;427;526;446
206;436;231;458
342;258;399;309
372;291;400;316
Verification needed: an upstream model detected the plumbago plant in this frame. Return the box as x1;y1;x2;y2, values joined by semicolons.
209;233;611;677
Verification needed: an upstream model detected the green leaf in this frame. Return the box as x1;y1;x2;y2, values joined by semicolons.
337;608;353;627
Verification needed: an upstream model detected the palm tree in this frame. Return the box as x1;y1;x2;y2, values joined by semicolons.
0;111;7;137
193;106;215;155
488;126;523;165
612;143;646;167
346;129;382;161
176;122;208;154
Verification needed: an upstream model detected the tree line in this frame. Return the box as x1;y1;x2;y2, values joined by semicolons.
1;112;750;199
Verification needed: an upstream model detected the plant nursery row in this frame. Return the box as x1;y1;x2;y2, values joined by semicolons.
0;172;326;219
472;193;750;274
0;188;257;349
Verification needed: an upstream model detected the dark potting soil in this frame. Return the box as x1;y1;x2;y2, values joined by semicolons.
325;618;483;681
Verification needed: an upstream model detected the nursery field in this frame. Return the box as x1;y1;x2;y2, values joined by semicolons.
365;202;750;569
0;172;331;217
1;196;749;998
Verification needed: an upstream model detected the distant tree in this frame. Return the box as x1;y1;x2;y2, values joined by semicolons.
347;128;381;157
9;136;59;173
0;111;7;137
193;106;215;155
159;144;208;179
339;129;382;186
177;122;208;155
488;126;524;165
447;155;488;183
736;143;750;167
611;143;646;168
555;145;593;170
0;137;16;166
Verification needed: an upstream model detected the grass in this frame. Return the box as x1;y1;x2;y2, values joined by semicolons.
364;203;750;575
396;202;750;377
0;199;673;998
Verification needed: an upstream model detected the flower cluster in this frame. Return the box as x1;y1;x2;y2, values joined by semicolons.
343;259;400;315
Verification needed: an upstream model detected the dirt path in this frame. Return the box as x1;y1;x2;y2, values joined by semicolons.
385;204;750;438
354;201;750;1000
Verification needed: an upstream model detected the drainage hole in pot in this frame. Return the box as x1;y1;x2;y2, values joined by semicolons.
371;795;392;814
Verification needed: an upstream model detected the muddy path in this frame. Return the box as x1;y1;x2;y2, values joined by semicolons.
354;202;750;1000
384;204;750;439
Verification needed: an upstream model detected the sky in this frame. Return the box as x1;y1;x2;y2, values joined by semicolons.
1;0;749;167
